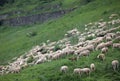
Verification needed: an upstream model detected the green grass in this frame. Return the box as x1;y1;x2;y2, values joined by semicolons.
0;0;120;80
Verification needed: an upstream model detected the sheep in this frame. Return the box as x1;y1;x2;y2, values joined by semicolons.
13;67;21;73
105;36;112;41
114;36;120;40
109;14;118;19
105;41;113;47
97;54;105;61
81;68;91;75
79;50;90;57
111;60;119;71
35;56;47;64
73;68;82;77
75;47;86;55
101;47;108;53
96;41;112;50
96;42;106;50
51;53;61;60
60;66;68;73
85;44;95;51
106;33;116;38
8;66;21;73
90;63;95;71
113;43;120;49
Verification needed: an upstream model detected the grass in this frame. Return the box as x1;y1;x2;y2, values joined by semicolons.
0;0;120;80
0;48;120;81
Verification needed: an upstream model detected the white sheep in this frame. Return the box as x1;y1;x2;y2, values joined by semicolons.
81;68;91;75
113;43;120;49
60;66;68;73
35;56;47;64
97;54;105;61
8;66;21;73
90;63;95;71
73;68;82;77
79;50;90;57
111;60;119;71
96;42;106;50
101;47;108;53
105;36;112;41
85;44;95;51
105;41;113;47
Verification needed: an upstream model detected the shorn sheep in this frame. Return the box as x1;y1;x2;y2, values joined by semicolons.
90;63;95;71
111;60;119;71
60;66;68;73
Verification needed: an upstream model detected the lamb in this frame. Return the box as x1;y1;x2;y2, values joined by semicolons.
101;47;108;53
97;54;105;61
90;63;95;71
111;60;119;71
60;66;68;73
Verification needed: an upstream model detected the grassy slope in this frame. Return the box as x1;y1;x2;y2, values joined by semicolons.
0;0;120;65
0;0;120;80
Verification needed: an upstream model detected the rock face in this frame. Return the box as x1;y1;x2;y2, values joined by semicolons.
1;8;75;26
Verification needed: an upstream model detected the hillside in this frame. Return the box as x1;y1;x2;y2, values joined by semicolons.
0;0;120;81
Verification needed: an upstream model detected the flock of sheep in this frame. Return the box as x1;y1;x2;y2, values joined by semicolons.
0;14;120;76
60;63;95;77
60;60;119;77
